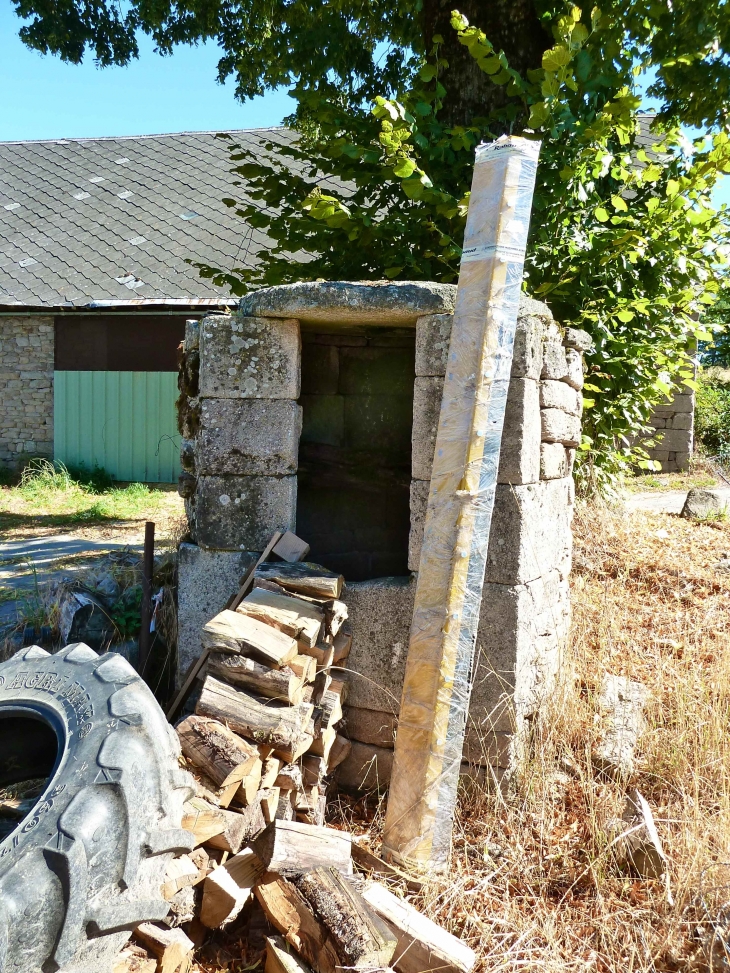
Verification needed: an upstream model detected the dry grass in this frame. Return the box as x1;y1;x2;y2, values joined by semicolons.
373;501;730;972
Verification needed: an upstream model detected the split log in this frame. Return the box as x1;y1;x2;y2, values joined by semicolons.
296;794;326;828
265;934;312;973
275;732;316;763
294;784;320;812
309;726;336;761
233;757;263;806
275;788;297;821
239;589;324;648
332;630;352;665
177;714;259;788
202;610;298;666
162;854;204;900
250;820;352;878
196;676;314;754
301;755;327;786
261;756;283;789
361;881;477;973
260;787;281;824
200;848;266;928
255;873;340;973
296;867;397;970
255;561;344;599
113;945;157;973
300;642;334;667
191;766;242;808
208;652;304;703
275;764;303;792
327;735;351;772
318;680;346;728
272;530;311;563
134;923;194;973
182;797;255;854
289;655;317;684
322;600;347;639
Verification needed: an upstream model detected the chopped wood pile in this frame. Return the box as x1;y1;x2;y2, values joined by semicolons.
112;532;477;973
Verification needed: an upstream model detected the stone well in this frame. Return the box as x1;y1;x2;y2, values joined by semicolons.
176;281;589;786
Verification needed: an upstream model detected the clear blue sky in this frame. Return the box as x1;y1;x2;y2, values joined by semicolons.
0;3;292;140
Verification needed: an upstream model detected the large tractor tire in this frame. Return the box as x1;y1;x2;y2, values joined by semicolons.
0;643;194;973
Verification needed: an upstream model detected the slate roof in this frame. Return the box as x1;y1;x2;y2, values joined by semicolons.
0;128;297;309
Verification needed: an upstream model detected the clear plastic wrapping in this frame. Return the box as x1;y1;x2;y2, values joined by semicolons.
382;137;541;872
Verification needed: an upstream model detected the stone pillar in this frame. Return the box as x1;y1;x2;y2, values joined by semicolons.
175;311;302;677
646;391;695;472
0;315;54;469
340;297;589;785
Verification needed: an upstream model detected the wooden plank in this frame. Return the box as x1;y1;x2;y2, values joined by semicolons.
202;610;299;666
228;531;284;610
361;880;477;973
272;531;311;564
265;935;313;973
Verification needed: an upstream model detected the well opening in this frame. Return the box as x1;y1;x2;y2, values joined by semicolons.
296;328;415;581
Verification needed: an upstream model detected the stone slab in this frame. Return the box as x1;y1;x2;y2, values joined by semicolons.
540;442;570;479
564;348;584;391
197;398;302;475
341;576;416;712
194;475;297;550
541;408;581;446
655;428;694;451
199;314;300;398
497;378;541;485
335;741;394;792
563;328;593;353
343;706;397;748
411;376;442;480
408;479;429;572
415;313;453;376
240;281;457;325
540;380;581;416
176;543;258;680
486;479;573;586
540;341;568;382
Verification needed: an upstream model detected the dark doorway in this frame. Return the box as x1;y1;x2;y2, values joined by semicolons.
296;331;415;581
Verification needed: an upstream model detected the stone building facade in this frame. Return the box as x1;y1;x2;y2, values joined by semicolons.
0;315;54;468
177;281;589;786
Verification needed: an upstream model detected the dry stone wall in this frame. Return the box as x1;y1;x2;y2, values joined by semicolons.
176;282;589;786
645;391;694;472
0;315;54;469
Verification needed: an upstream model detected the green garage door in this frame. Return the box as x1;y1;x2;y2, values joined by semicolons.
54;371;180;483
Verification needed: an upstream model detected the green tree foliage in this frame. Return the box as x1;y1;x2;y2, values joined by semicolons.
11;0;730;487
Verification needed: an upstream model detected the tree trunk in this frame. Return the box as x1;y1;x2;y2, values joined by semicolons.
421;0;552;128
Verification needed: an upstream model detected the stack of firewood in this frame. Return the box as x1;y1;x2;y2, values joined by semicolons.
181;556;353;835
120;820;477;973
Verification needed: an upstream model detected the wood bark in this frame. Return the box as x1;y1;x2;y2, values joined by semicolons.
255;562;344;599
200;848;266;928
421;0;551;128
182;796;260;854
202;610;299;666
208;651;304;703
361;880;477;973
190;766;242;808
196;675;314;753
295;867;397;970
250;819;353;878
177;714;259;787
239;589;324;648
206;798;266;854
275;764;304;792
254;873;340;973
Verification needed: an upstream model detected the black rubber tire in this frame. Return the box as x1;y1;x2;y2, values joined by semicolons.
0;643;194;973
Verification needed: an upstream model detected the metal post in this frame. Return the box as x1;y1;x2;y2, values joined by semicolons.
138;520;155;675
381;136;540;873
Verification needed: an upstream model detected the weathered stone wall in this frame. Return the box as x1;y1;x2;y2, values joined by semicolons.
176;282;588;786
0;315;54;469
645;390;695;472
